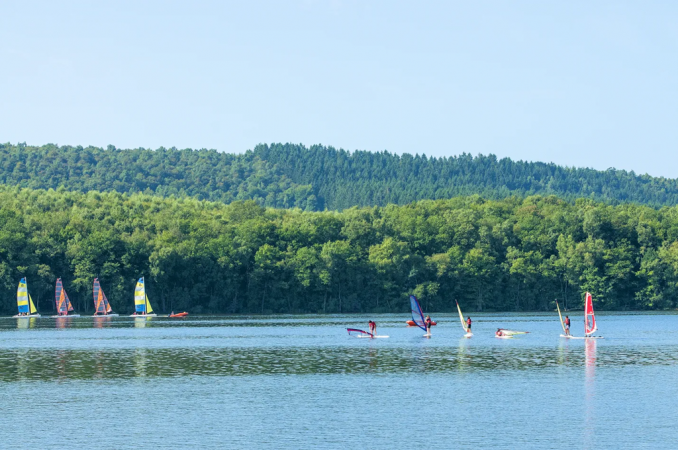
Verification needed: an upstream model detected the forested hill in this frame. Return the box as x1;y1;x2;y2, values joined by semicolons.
3;142;678;210
0;143;318;210
253;143;678;209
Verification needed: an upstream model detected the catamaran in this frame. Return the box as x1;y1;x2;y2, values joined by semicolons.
92;278;118;316
410;295;431;337
346;328;389;339
51;278;80;318
130;277;157;317
456;300;472;338
13;278;41;318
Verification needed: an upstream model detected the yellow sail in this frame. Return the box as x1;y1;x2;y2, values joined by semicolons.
556;301;566;333
456;301;467;332
29;294;37;314
145;294;154;314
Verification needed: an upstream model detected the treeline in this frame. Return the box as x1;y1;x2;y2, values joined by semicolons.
253;143;678;209
3;142;678;212
1;186;678;315
0;142;318;210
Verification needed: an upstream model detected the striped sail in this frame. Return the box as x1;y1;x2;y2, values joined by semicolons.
134;278;147;313
55;278;74;315
93;278;112;314
17;278;29;313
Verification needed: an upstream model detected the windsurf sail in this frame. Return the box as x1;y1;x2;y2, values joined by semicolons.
456;300;468;332
497;329;529;336
409;295;426;331
134;277;155;314
93;278;113;314
584;292;597;336
347;328;374;338
17;278;36;314
55;278;74;315
556;301;566;333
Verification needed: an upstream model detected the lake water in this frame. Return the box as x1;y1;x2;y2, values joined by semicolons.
1;312;677;449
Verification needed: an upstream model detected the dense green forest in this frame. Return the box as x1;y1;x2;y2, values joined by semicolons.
254;143;678;209
0;143;318;210
3;142;678;211
2;186;678;315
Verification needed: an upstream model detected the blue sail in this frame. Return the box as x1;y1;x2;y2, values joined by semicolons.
410;295;426;331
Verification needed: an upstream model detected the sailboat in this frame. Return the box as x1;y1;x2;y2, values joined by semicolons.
92;278;118;316
456;300;472;338
130;277;157;317
51;278;80;318
13;278;41;318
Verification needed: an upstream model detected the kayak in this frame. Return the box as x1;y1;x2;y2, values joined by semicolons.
169;312;189;318
406;320;436;327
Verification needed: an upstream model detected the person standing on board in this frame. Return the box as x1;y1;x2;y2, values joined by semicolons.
466;316;472;333
564;315;571;336
425;315;433;335
368;320;376;336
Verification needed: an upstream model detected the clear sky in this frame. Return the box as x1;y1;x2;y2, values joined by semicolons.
1;1;677;177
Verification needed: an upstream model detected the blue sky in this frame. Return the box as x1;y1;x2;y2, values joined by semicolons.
1;1;677;177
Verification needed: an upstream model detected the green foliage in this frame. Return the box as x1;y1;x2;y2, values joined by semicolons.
3;142;678;213
254;143;678;209
0;143;316;210
1;186;677;314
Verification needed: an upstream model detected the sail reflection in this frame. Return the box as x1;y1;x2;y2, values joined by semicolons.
16;317;37;329
584;338;597;450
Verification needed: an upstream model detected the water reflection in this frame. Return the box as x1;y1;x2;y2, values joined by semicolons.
16;317;37;329
93;316;113;328
584;339;597;450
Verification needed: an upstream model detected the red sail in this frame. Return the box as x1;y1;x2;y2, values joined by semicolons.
584;292;597;335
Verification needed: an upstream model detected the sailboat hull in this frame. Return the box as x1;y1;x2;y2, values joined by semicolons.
130;314;157;317
93;313;119;317
51;314;80;318
13;314;41;318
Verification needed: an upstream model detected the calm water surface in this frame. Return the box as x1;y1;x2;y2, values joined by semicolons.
1;312;677;449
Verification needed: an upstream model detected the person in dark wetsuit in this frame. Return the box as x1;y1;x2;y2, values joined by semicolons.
425;315;432;335
564;315;571;335
368;320;376;336
466;316;472;333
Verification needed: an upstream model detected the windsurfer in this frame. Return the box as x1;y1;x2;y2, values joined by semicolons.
425;315;432;334
564;315;571;335
496;328;503;337
466;316;472;333
368;320;376;336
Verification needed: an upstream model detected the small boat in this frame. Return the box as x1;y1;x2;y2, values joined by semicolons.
92;278;119;317
497;329;528;336
129;277;157;317
51;278;80;318
456;300;472;338
406;320;436;327
13;278;41;318
169;312;189;318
